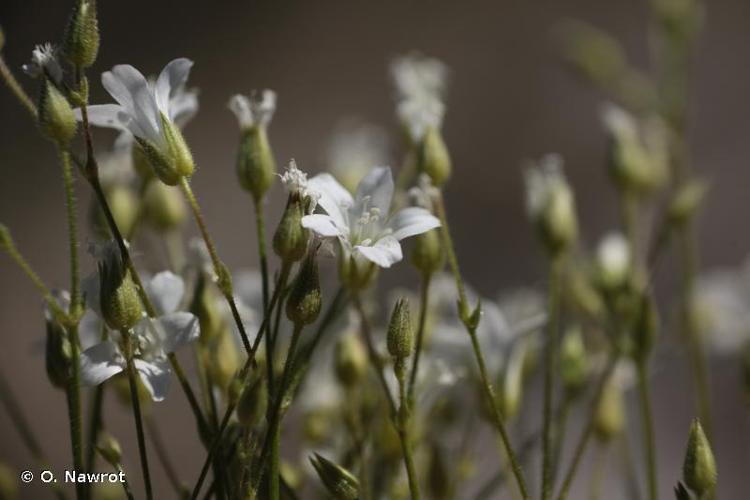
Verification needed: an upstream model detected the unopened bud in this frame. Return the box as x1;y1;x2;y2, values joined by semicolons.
273;198;308;263
286;253;322;325
560;327;590;395
89;186;139;240
190;274;225;343
559;21;626;87
236;125;276;200
309;453;359;500
334;333;368;388
134;115;194;186
410;228;445;276
38;80;77;144
387;298;413;359
161;115;195;179
651;0;703;42
207;329;241;390
594;378;625;442
236;375;267;429
668;179;708;226
418;126;452;187
97;432;122;465
683;419;717;496
339;255;377;290
98;243;142;331
63;0;99;69
142;180;186;231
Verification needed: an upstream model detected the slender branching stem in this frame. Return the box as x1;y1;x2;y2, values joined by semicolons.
121;330;153;500
84;384;105;478
636;361;658;500
0;55;37;118
433;191;530;499
542;255;563;500
408;272;432;406
146;415;190;498
395;358;421;500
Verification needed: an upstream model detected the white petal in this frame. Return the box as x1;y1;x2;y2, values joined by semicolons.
155;58;194;116
156;312;199;353
81;272;101;316
75;104;128;129
80;341;125;386
78;310;104;350
234;270;264;312
146;271;185;315
102;65;161;145
301;214;342;238
354;235;403;268
387;207;441;240
307;173;353;229
170;87;199;127
135;359;171;402
354;166;394;217
228;94;252;128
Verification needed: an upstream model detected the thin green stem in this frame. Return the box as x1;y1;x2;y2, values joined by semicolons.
178;176;253;355
396;358;421;500
267;275;287;500
636;362;658;500
121;330;153;500
0;54;37;118
190;399;236;500
588;445;606;500
542;255;563;500
168;352;210;439
408;272;432;405
146;415;190;498
433;191;529;499
253;198;271;316
84;383;105;478
59;149;81;310
550;392;573;485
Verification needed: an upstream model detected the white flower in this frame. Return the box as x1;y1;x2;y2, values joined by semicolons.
596;232;630;288
228;90;276;129
301;166;440;268
79;270;199;401
280;159;318;205
80;58;198;151
23;43;63;84
696;261;750;354
326;118;389;192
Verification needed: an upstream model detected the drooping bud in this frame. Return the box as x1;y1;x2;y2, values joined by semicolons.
141;180;186;231
334;333;368;388
593;377;625;442
410;228;445;276
38;79;77;144
45;309;72;390
97;432;123;465
559;326;590;396
62;0;99;69
387;298;413;359
273;197;308;263
595;232;631;292
309;453;360;500
524;155;578;255
236;375;267;429
668;179;708;226
97;242;142;331
286;253;322;325
682;419;717;496
418;126;452;187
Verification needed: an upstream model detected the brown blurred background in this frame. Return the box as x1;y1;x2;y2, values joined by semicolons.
1;0;749;498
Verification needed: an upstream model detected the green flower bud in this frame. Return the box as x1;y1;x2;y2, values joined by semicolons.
273;198;309;263
97;432;122;465
45;312;72;390
339;254;377;290
134;138;180;186
132;143;154;181
89;186;139;240
387;298;413;359
683;419;717;496
286;253;322;326
651;0;703;43
309;453;360;500
207;329;241;390
236;125;276;200
303;408;333;444
236;375;267;429
63;0;99;69
141;180;186;231
334;333;368;388
190;274;225;343
38;80;77;144
594;378;625;442
98;244;142;331
0;463;18;500
410;228;445;276
418;126;452;187
161;114;195;178
559;327;590;395
668;179;708;226
134;115;194;186
558;20;626;88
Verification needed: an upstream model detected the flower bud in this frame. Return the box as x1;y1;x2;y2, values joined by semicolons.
236;125;276;200
45;312;72;390
668;179;708;226
334;333;368;388
89;186;139;240
207;329;241;390
98;243;142;331
132;143;154;181
593;378;625;442
499;342;526;420
560;327;590;395
236;375;267;429
273;198;308;263
418;126;452;187
161;114;195;179
62;0;99;69
190;274;224;343
309;453;360;500
559;20;626;88
339;255;377;290
38;80;77;144
141;180;186;231
0;463;18;500
524;156;578;255
595;232;630;292
135;115;195;187
286;253;322;325
303;408;333;444
410;228;445;276
683;419;717;496
651;0;703;43
97;432;122;465
387;298;413;359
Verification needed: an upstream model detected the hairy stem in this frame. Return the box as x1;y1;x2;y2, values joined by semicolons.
396;358;421;500
408;272;432;405
0;55;37;118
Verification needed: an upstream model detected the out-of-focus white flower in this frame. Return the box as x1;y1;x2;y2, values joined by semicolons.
326;118;389;192
79;270;199;401
596;232;630;289
696;261;750;354
23;43;63;84
228;90;276;129
280;159;318;207
302;167;440;268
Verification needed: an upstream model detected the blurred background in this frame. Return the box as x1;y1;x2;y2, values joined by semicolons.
1;0;748;498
